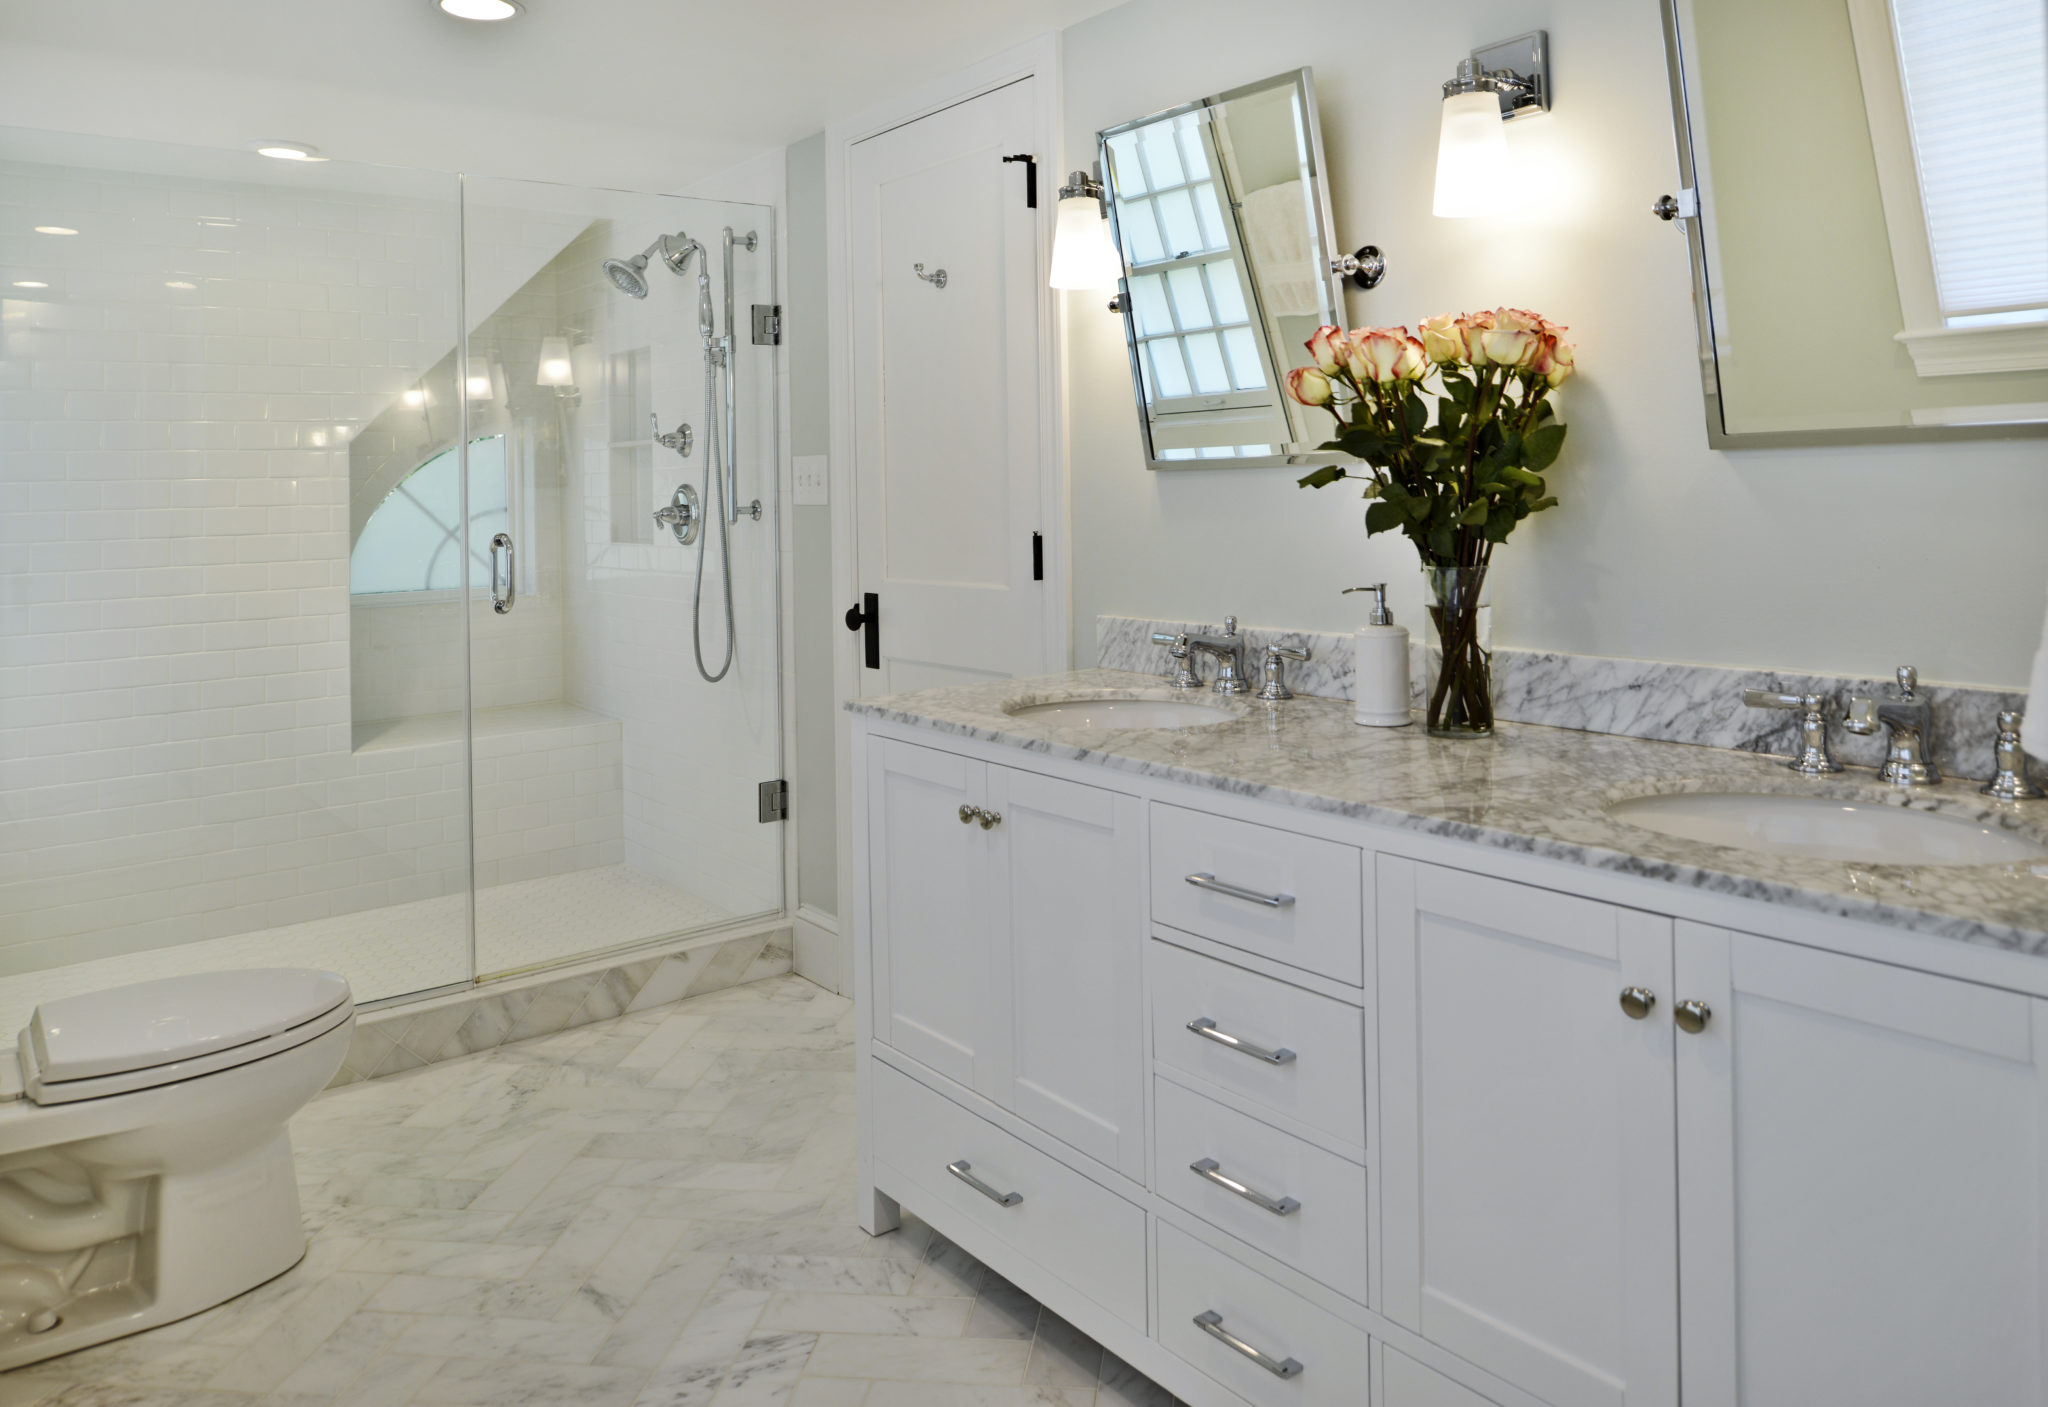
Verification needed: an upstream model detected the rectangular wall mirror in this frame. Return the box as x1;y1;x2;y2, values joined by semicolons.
1100;68;1353;469
1662;0;2048;445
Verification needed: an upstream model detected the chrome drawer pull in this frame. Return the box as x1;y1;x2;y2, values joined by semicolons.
1191;1158;1300;1216
1186;872;1295;908
1187;1017;1296;1066
1193;1310;1303;1378
946;1159;1022;1208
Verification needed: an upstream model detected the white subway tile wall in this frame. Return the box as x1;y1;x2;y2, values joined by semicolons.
0;153;474;983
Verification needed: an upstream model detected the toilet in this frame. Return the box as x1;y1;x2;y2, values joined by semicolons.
0;968;354;1370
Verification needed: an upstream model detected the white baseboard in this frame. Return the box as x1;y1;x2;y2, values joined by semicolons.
793;904;842;994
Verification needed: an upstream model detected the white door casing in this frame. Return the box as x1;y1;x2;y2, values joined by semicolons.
846;76;1049;695
1675;921;2048;1407
1378;857;1680;1407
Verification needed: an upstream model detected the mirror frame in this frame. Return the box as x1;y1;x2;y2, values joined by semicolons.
1097;67;1357;471
1657;0;2048;448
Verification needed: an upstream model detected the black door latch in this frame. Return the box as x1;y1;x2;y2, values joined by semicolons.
844;592;880;670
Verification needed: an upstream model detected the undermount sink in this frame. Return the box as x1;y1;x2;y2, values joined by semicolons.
1003;696;1238;730
1607;792;2048;868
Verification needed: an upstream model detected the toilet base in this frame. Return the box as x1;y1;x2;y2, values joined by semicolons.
0;1126;310;1372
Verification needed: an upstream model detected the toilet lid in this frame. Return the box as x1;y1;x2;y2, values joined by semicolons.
26;969;353;1083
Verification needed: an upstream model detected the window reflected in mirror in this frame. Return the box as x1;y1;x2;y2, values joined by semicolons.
1100;69;1350;468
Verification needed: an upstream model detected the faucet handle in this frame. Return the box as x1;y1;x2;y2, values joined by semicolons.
1222;615;1238;637
1256;642;1311;702
1151;631;1203;691
1982;711;2045;801
1895;665;1919;698
1743;688;1841;775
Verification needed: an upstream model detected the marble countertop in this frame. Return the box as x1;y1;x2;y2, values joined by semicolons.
850;669;2048;957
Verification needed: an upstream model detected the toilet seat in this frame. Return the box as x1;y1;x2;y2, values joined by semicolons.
17;969;354;1106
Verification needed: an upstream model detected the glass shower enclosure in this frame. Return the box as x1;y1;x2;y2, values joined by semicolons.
0;129;784;1028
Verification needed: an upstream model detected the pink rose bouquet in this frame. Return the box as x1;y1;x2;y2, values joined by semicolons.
1291;311;1577;734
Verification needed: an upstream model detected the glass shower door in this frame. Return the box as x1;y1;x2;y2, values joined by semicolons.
459;176;783;979
0;128;474;1025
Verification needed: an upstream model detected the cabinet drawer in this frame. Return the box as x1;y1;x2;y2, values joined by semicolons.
1151;804;1364;984
871;1062;1146;1329
1154;1077;1368;1305
1379;1345;1500;1407
1150;940;1366;1150
1156;1219;1369;1407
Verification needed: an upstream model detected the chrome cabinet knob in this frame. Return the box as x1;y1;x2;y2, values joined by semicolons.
1618;987;1656;1020
958;804;977;825
978;809;1002;830
1675;999;1711;1034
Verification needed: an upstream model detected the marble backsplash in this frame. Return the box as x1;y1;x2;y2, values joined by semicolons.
1096;614;2028;782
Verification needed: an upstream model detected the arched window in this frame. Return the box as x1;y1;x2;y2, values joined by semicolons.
350;436;509;595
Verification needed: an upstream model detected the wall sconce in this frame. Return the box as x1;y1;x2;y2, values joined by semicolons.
1433;31;1550;219
536;336;575;389
465;354;496;402
1048;169;1123;291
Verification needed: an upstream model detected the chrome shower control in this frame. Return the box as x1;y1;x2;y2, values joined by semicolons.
652;484;701;545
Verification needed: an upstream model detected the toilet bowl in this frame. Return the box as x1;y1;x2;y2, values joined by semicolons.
0;968;353;1370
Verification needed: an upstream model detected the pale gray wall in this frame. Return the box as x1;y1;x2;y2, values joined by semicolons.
786;132;837;918
1061;0;2048;688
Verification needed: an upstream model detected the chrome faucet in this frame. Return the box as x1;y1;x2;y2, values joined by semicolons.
1149;630;1204;690
1742;688;1841;775
1982;712;2044;801
1256;642;1311;702
1187;617;1251;695
1843;665;1941;786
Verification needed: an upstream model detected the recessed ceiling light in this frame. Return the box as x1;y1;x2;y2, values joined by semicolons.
435;0;523;19
165;281;196;290
251;140;328;162
33;226;77;236
11;281;48;289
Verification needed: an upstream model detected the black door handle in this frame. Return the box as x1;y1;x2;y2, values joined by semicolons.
844;591;879;670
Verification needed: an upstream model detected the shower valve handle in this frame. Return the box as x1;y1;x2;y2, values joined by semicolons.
651;413;692;458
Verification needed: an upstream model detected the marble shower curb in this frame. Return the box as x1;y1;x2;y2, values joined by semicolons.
1097;614;2025;782
328;922;793;1086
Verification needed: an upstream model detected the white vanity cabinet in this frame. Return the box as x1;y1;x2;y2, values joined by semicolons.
1376;858;1679;1407
1674;922;2048;1407
866;737;1147;1179
854;717;2048;1407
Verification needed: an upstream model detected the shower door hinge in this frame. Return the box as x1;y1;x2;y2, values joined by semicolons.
752;305;782;346
758;779;789;823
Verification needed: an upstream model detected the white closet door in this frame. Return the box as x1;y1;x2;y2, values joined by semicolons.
1378;858;1678;1407
847;77;1047;694
1675;921;2048;1407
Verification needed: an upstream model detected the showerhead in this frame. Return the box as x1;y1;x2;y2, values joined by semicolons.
603;254;650;299
602;233;699;300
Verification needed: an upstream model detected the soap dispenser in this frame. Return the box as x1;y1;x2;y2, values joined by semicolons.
1345;583;1411;727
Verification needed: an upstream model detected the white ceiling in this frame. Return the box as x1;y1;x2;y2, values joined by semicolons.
0;0;1122;188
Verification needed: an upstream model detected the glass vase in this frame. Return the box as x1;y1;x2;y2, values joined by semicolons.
1421;564;1494;738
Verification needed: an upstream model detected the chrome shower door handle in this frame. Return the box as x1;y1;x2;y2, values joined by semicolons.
489;533;515;614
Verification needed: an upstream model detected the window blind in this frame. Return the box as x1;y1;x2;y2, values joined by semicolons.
1891;0;2048;321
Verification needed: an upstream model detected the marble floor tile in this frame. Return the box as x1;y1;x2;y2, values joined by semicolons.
10;976;1184;1407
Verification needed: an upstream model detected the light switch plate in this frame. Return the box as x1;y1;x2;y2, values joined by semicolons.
794;455;829;506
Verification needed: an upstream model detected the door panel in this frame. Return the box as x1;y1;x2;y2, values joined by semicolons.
986;765;1146;1178
867;739;991;1088
849;78;1047;691
1676;922;2048;1407
1378;858;1678;1407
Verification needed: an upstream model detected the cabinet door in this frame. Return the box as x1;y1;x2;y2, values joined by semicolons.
1378;858;1677;1407
868;739;992;1089
1676;923;2048;1407
985;765;1146;1179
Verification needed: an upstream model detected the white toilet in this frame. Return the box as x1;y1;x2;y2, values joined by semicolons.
0;968;354;1370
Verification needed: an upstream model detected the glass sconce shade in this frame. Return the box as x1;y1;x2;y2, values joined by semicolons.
536;336;574;387
1433;91;1510;218
1049;196;1123;290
